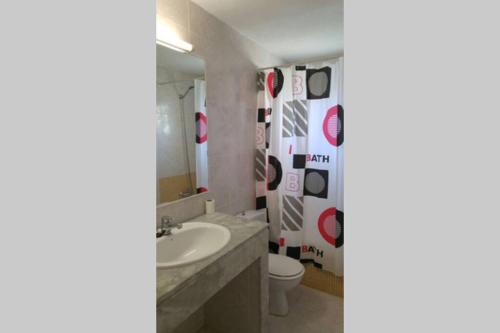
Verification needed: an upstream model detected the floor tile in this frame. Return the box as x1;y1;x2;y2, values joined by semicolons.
268;285;343;333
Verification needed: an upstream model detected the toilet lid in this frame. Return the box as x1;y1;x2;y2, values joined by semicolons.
268;253;304;278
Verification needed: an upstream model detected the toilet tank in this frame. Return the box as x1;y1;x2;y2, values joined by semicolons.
236;209;266;222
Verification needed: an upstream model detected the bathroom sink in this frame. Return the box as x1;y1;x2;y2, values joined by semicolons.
156;222;231;269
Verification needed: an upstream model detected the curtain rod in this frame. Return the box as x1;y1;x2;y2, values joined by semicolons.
257;55;343;71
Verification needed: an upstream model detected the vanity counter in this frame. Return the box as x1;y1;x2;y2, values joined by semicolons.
156;212;269;333
157;212;267;303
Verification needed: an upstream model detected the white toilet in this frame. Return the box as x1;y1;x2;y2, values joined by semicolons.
236;209;305;316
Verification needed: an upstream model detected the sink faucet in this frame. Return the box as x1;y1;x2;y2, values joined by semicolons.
156;216;183;238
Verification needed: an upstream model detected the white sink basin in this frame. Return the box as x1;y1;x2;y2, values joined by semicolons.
157;222;231;269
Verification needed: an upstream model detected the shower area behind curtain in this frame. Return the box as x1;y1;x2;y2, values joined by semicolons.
256;58;344;277
156;77;207;203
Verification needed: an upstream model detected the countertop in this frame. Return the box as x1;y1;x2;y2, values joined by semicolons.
156;212;268;305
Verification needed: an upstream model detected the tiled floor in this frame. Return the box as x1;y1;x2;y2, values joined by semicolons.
196;285;343;333
268;285;343;333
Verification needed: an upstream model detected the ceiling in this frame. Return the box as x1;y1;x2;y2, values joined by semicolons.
191;0;343;63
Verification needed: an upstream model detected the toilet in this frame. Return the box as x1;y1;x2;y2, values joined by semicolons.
236;209;305;316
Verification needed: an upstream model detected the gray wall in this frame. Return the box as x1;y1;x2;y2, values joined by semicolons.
157;0;284;216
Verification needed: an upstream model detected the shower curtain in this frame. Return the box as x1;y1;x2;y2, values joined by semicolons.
256;58;343;276
194;79;208;193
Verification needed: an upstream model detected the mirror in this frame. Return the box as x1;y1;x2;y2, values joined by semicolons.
156;44;208;205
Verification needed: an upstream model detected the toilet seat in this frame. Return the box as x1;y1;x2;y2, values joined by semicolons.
268;253;305;280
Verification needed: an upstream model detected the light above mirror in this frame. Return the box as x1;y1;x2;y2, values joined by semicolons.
156;38;193;53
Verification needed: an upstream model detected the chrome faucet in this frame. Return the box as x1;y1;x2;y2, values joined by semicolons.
156;216;183;238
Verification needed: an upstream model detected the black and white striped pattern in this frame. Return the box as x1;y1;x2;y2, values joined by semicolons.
281;195;304;231
282;100;308;137
256;149;266;181
257;72;265;91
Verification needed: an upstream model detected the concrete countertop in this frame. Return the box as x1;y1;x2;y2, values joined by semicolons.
156;212;267;305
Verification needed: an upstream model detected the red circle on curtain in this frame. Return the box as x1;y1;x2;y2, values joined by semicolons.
266;69;284;98
318;207;336;245
197;187;208;193
196;112;208;144
323;105;338;146
267;72;275;97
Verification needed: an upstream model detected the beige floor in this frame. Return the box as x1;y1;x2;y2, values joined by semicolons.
197;285;343;333
268;285;343;333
